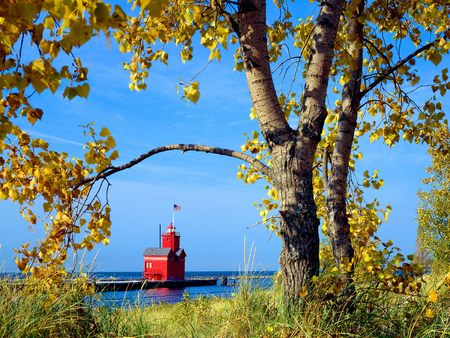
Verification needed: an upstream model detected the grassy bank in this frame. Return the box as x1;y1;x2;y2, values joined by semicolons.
0;277;95;337
1;275;449;337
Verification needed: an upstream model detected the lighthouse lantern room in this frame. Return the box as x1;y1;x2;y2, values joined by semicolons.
143;223;186;281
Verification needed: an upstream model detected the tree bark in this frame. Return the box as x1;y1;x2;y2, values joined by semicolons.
326;0;364;270
238;0;345;302
237;0;293;148
273;144;320;300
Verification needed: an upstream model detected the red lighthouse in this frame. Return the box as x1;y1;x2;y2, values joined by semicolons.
143;223;186;281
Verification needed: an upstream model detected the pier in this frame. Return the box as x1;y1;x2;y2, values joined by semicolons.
90;274;273;292
91;278;218;292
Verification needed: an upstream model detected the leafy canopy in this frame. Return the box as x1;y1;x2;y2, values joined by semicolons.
417;127;450;272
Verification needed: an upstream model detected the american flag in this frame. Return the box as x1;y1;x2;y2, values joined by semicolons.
173;204;182;211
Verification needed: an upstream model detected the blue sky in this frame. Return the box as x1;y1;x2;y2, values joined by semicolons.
0;3;448;272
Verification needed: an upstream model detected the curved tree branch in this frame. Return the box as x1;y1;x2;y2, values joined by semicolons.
75;144;271;188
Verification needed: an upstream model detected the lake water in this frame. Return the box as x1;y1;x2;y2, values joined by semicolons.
90;271;275;307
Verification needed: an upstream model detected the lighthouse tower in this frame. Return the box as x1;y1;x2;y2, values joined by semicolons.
162;223;180;251
143;223;187;281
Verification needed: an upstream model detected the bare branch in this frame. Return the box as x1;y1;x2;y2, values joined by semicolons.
223;10;241;38
361;39;438;97
364;37;392;68
272;55;301;75
75;144;271;187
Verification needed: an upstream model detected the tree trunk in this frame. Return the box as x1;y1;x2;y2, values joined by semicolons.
288;0;346;296
272;145;320;300
237;0;345;302
326;0;364;270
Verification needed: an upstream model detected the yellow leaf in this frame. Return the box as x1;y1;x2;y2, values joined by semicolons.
299;288;308;298
383;210;389;222
339;73;350;86
77;83;90;98
43;202;52;212
0;190;7;200
209;49;221;61
140;0;169;17
49;43;60;59
8;189;18;200
16;258;27;271
110;150;119;160
410;76;420;86
249;107;256;120
435;26;446;34
428;289;439;303
183;81;200;103
428;53;442;67
105;136;116;148
99;127;110;137
43;16;54;30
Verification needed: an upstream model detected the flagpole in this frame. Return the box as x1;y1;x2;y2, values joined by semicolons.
172;209;175;227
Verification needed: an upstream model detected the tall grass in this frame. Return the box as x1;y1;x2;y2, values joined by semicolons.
0;272;449;337
91;272;449;337
87;273;449;337
0;277;96;337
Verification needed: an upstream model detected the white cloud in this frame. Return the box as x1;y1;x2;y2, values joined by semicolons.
25;130;84;147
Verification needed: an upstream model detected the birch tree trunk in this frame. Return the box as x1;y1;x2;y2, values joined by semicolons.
326;0;365;272
238;0;345;301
